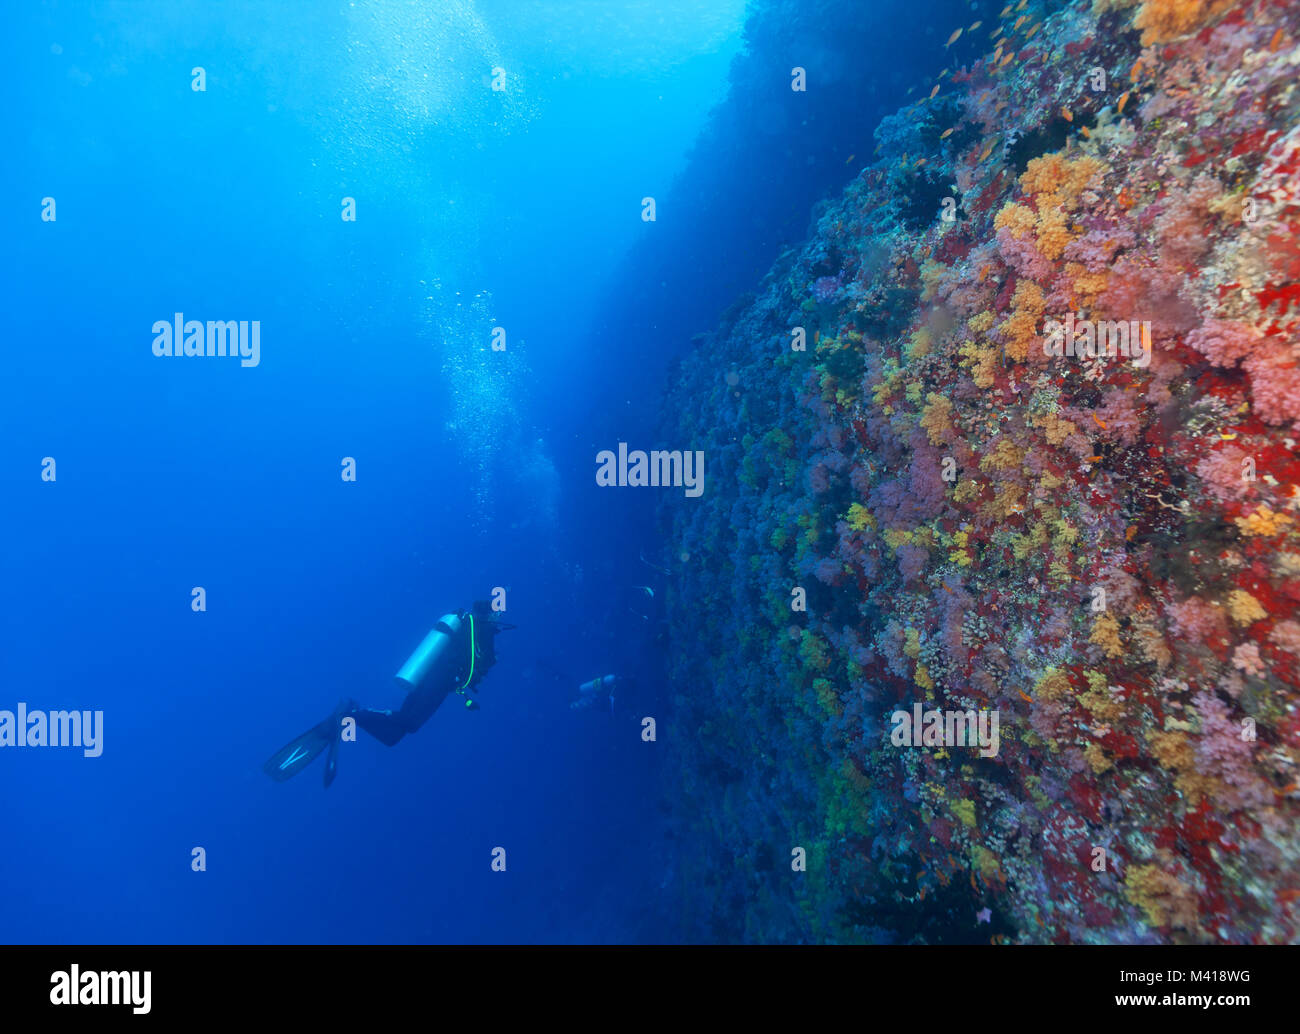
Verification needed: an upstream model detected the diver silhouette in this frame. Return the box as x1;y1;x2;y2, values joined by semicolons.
263;599;510;787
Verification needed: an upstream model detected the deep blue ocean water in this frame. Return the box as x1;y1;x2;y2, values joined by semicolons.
2;0;990;944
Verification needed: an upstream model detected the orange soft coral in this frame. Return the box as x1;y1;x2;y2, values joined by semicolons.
1019;153;1105;206
1133;0;1235;45
998;280;1047;361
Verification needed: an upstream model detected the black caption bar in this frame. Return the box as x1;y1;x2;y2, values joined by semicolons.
0;944;1294;1022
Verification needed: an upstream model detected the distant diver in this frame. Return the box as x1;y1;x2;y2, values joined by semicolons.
264;600;510;787
571;674;634;714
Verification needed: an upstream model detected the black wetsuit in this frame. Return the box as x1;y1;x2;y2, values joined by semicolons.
352;609;498;745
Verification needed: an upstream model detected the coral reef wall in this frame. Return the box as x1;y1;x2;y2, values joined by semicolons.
661;0;1300;943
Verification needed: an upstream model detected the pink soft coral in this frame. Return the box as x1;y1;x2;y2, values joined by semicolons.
1195;445;1252;503
1186;319;1260;368
1063;226;1136;272
1231;642;1265;677
1153;174;1223;270
1168;596;1228;642
1193;690;1270;812
996;227;1053;282
1243;341;1300;425
1269;620;1300;655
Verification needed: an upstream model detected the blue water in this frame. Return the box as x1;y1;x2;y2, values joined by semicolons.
2;0;990;943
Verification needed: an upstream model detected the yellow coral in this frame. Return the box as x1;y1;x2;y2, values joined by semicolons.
1148;730;1214;804
1035;412;1078;446
1029;671;1071;702
920;393;955;445
1235;504;1293;537
951;798;976;829
1080;671;1123;721
979;437;1026;473
1090;612;1124;658
998;280;1048;361
971;843;1002;881
969;343;998;387
914;662;934;691
967;310;995;333
1084;741;1113;774
920;259;948;302
949;530;973;566
1011;521;1049;561
907;327;933;360
884;527;914;552
1065;261;1110;300
813;677;842;719
1035;206;1073;261
1226;589;1267;626
1020;153;1105;206
1132;607;1173;669
984;483;1026;521
1124;863;1199;931
994;201;1037;239
846;502;875;532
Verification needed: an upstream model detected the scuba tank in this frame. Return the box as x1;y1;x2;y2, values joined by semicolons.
575;674;623;713
396;613;466;690
578;674;619;697
396;612;485;710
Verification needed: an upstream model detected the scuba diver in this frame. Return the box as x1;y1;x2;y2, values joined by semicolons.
263;600;509;788
571;673;635;714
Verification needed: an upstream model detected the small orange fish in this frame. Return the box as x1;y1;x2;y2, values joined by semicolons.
990;26;1003;39
1000;50;1015;67
1061;107;1073;121
946;27;963;47
930;83;941;99
1126;525;1137;541
993;45;1004;63
1117;90;1130;114
1129;59;1142;82
1018;690;1033;704
1269;27;1284;52
1080;125;1091;138
1093;414;1108;429
845;153;855;164
941;582;953;593
1000;4;1012;17
1016;0;1027;11
979;142;994;162
1025;23;1039;40
1086;455;1102;463
1013;14;1027;31
969;20;982;32
915;157;927;167
940;127;955;139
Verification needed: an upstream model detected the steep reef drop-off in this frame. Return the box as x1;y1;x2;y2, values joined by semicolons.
662;0;1300;943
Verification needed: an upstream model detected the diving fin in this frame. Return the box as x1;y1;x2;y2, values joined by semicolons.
263;700;352;785
323;731;341;787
